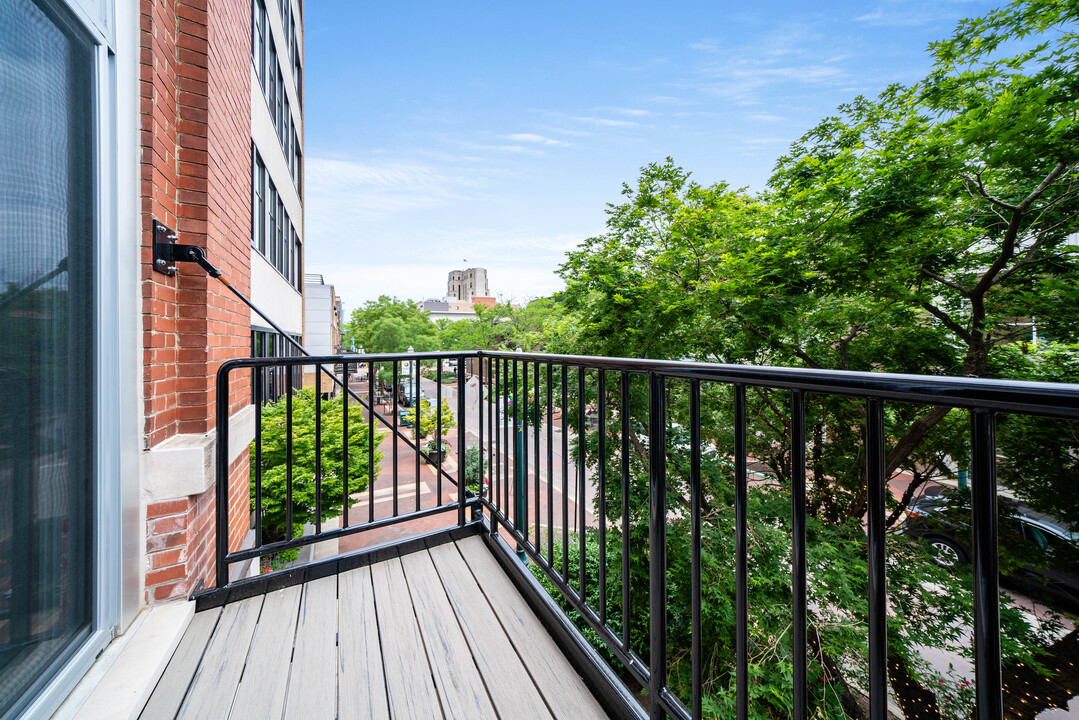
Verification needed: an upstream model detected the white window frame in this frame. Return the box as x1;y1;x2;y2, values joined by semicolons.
19;0;140;716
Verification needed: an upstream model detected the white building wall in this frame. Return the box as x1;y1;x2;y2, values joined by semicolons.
251;251;303;334
304;282;335;355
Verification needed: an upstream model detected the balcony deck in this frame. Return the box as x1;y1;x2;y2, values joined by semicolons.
138;534;611;720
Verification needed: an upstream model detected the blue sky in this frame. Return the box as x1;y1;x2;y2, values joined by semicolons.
303;0;999;315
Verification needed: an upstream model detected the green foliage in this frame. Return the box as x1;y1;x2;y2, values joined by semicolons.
252;387;385;544
546;2;1079;716
990;342;1079;525
463;444;487;492
438;298;565;351
406;396;455;439
342;296;438;353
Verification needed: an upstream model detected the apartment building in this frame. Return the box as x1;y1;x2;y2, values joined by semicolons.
0;0;303;716
302;273;342;392
447;266;489;302
249;0;304;374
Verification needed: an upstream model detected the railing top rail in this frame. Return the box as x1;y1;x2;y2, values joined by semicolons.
217;350;471;375
216;350;1079;419
478;350;1079;419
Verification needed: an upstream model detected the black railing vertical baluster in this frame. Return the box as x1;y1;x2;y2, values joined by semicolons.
621;371;631;652
415;355;421;512
254;367;263;548
437;361;443;502
286;364;294;536
457;357;466;526
971;409;1002;720
791;389;807;720
435;358;440;500
392;362;399;517
505;358;511;520
734;383;748;720
368;362;375;523
494;357;501;529
479;357;486;513
343;361;350;528
690;380;702;719
215;365;231;589
598;370;607;625
866;398;888;720
315;367;322;534
488;357;495;533
513;360;519;535
547;362;554;563
562;364;569;581
522;361;529;545
578;366;587;596
535;362;542;558
648;372;667;720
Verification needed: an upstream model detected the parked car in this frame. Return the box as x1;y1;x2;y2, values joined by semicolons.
903;488;1079;612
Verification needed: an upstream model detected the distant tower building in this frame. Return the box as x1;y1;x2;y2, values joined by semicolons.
447;267;489;302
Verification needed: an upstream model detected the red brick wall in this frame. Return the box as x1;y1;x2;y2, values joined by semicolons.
140;0;253;603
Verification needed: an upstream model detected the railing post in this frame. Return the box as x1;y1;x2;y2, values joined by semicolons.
866;398;888;720
215;363;231;590
791;389;807;720
458;355;466;526
971;409;1002;720
648;372;667;720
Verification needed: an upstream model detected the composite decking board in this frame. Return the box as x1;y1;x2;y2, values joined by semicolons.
370;556;444;720
139;606;222;720
177;595;264;720
283;574;339;720
455;536;610;720
227;584;303;720
428;542;555;720
399;549;498;719
338;565;390;720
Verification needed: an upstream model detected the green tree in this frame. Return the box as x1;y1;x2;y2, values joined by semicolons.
252;387;385;546
438;298;565;351
342;296;438;353
552;1;1079;716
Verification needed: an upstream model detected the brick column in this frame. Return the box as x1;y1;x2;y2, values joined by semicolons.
140;0;253;603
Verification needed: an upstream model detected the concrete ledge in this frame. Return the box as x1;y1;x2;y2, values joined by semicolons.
141;404;255;501
55;600;194;720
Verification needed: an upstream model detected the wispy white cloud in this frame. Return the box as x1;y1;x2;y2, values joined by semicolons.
741;137;792;146
745;112;787;123
503;133;568;146
574;116;642;128
603;107;653;117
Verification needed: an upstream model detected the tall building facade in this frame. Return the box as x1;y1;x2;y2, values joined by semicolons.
0;0;303;716
249;0;304;371
447;267;489;302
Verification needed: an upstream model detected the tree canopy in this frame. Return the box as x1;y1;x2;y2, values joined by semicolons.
550;1;1079;717
342;296;438;354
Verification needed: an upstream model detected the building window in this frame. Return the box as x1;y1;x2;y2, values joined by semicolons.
252;0;265;86
252;329;302;402
0;0;98;715
252;150;266;252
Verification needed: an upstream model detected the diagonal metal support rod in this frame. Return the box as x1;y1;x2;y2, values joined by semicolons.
175;244;461;490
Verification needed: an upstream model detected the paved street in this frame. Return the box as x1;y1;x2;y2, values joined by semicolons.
333;374;597;557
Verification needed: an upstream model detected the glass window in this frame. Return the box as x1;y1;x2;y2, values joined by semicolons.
266;36;276;125
252;151;265;252
0;0;96;714
280;198;289;274
252;0;265;85
266;183;277;266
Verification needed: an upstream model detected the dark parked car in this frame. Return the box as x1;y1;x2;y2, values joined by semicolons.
903;488;1079;612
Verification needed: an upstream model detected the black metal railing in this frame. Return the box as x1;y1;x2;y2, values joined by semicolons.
214;352;476;587
213;349;1079;720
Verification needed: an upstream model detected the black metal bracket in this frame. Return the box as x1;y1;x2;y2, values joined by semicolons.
152;219;221;278
152;219;179;276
